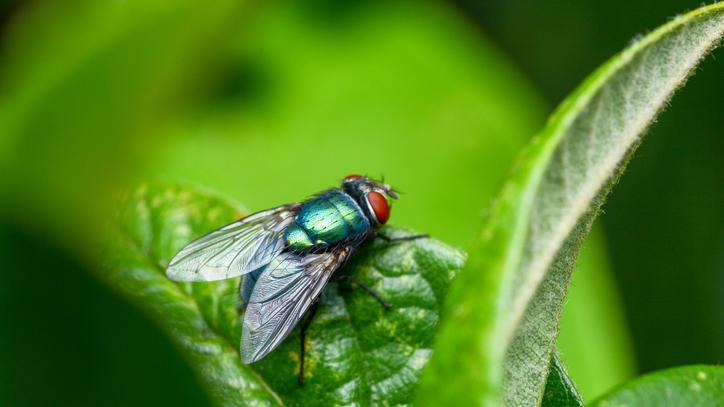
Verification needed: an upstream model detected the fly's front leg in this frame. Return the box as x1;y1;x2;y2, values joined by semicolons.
334;275;391;310
299;300;320;385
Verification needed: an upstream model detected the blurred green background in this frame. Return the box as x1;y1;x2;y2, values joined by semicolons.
0;0;720;405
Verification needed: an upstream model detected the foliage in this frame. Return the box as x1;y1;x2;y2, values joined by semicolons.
1;0;722;406
102;3;724;406
416;3;724;405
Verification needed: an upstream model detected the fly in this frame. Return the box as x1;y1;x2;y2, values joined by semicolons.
166;175;426;384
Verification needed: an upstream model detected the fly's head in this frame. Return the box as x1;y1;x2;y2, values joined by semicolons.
342;174;397;227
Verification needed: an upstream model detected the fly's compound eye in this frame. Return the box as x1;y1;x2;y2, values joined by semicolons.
366;191;390;224
344;174;362;181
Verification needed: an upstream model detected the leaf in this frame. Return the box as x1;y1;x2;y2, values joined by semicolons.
417;3;724;406
542;352;584;407
102;182;465;406
591;365;724;407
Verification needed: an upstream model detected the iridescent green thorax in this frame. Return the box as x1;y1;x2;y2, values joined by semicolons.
284;189;371;252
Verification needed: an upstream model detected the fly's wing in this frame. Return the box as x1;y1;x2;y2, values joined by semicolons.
166;204;300;282
241;247;352;364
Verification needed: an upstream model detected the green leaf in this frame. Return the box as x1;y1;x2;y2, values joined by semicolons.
417;3;724;406
591;365;724;407
102;182;465;406
542;352;584;407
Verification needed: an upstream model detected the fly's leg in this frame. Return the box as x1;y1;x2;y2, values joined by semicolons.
376;233;429;244
299;301;320;386
334;275;391;310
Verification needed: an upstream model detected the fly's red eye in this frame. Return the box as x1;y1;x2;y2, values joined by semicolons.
345;174;362;181
367;191;390;224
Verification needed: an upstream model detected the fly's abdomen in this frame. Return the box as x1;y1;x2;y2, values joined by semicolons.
284;189;370;252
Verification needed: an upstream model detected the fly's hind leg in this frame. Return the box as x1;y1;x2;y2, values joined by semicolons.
299;300;320;385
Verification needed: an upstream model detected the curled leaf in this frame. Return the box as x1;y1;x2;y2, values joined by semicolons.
417;3;724;406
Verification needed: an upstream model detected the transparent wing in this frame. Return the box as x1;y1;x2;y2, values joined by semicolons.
241;247;352;363
166;204;300;282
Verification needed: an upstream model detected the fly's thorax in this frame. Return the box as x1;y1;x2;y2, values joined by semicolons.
284;189;370;252
284;224;314;251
